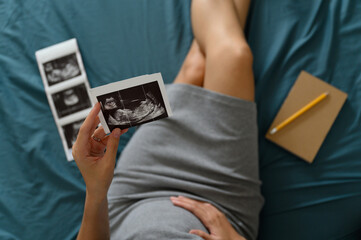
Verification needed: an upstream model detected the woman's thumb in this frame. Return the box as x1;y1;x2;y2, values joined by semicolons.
104;128;121;160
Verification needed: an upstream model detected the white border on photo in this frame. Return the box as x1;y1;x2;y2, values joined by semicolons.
89;73;172;134
57;108;91;126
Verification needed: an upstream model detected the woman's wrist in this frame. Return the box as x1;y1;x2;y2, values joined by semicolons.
79;189;110;240
85;189;108;206
229;228;247;240
235;234;246;240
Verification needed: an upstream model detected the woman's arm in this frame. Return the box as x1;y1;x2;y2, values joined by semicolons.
72;103;128;240
78;194;110;240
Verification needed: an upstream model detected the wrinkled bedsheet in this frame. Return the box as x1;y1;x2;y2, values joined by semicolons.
0;0;360;239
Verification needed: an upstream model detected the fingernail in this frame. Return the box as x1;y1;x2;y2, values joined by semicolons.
113;128;121;138
122;128;129;134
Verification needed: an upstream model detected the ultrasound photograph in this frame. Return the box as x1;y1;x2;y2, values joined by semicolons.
97;81;168;131
43;53;81;86
52;84;92;118
62;119;84;149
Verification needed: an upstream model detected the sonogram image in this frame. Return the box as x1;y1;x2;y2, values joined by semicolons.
97;81;167;131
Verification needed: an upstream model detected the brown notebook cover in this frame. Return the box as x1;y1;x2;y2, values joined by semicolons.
266;71;348;163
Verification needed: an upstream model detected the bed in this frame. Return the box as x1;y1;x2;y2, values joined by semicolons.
0;0;360;239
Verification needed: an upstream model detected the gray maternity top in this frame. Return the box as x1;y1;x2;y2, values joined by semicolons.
108;83;264;240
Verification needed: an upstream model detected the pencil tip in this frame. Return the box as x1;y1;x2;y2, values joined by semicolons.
270;128;277;135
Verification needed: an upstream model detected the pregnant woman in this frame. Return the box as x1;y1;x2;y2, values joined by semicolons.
72;0;263;239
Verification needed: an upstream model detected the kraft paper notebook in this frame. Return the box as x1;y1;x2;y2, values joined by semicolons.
266;71;348;163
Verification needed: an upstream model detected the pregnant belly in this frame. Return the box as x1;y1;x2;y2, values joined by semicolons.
110;198;207;240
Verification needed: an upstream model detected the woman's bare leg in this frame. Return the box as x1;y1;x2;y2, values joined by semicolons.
233;0;251;30
191;0;254;101
174;40;205;87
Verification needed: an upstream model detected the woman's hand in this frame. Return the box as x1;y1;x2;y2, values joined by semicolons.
170;196;246;240
72;103;128;202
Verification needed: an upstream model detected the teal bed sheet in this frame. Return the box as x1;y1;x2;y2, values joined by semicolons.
248;0;361;239
0;0;360;239
0;1;192;239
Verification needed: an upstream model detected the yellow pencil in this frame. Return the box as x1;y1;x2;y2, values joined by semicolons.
270;92;329;135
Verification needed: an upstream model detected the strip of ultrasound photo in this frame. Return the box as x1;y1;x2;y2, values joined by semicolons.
97;81;168;131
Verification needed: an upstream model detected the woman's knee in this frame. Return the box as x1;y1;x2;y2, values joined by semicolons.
210;40;253;68
235;43;253;66
203;39;255;100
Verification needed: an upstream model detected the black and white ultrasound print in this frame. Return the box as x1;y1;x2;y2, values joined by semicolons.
52;84;92;118
36;38;93;161
97;81;167;131
43;53;81;86
62;119;84;149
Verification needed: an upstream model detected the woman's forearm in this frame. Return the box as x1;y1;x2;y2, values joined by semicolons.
77;193;110;240
71;103;126;239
